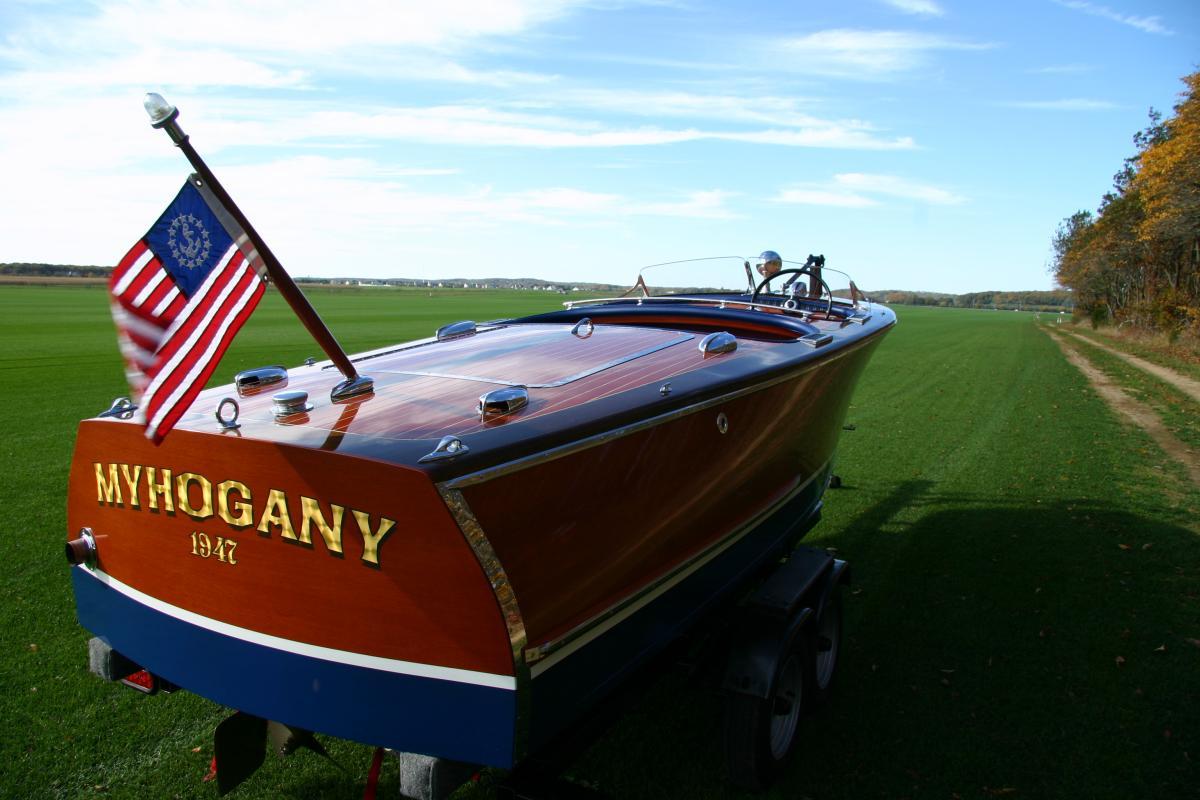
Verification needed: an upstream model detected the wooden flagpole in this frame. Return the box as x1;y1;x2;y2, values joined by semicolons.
143;93;372;401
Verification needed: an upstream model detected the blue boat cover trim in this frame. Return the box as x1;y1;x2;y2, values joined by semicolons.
72;568;517;767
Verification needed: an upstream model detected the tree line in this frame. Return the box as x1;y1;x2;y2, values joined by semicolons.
1051;71;1199;336
877;289;1072;312
1;263;111;278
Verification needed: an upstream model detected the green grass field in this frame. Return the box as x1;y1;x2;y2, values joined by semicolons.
1;287;1196;799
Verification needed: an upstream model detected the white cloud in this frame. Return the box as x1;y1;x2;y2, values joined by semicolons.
0;0;573;100
772;29;993;78
6;0;585;55
1027;63;1095;75
1004;98;1118;111
728;128;915;150
638;190;742;220
774;173;964;207
775;189;880;208
1053;0;1172;35
152;99;916;151
881;0;945;17
510;90;918;149
834;173;964;204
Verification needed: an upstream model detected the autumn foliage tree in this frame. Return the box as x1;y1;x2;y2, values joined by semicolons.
1052;71;1200;336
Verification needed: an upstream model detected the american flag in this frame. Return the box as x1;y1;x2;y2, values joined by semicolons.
110;177;266;443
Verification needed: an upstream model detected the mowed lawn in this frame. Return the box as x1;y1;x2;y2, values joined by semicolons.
1;287;1196;799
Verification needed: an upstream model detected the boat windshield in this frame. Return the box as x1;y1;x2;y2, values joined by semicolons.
583;255;869;314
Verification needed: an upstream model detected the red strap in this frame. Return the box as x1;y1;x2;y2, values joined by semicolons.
362;747;385;800
202;755;218;783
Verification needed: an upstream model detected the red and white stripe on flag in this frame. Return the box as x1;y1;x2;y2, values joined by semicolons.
110;239;264;443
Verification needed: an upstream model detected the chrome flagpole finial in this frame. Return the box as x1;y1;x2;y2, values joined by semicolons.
143;93;178;128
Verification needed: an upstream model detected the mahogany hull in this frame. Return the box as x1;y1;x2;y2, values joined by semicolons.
67;299;894;768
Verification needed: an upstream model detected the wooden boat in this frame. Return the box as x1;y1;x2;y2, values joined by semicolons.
65;254;894;787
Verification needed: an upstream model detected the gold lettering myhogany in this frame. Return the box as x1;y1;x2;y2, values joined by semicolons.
92;462;396;567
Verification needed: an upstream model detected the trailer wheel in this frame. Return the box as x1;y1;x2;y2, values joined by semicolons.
804;589;842;710
723;636;808;791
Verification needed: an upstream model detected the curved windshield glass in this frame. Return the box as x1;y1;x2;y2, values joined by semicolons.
610;255;867;310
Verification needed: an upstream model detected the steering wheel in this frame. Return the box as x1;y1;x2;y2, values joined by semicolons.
751;268;833;315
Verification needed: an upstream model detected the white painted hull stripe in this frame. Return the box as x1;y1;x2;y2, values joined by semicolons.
79;567;516;691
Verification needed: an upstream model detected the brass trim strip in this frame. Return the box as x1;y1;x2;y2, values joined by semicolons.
437;487;532;762
526;459;830;678
441;331;878;491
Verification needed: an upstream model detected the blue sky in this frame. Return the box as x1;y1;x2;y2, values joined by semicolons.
1;0;1196;293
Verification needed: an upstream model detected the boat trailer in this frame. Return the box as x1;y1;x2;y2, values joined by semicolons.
84;534;848;798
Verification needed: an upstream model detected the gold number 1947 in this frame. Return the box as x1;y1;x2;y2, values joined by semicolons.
190;531;238;565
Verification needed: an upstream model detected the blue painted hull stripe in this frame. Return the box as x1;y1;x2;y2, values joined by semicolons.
76;567;515;690
73;568;517;766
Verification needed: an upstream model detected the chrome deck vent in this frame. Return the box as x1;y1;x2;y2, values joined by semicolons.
698;331;738;355
478;386;529;418
436;320;477;341
272;390;313;418
571;318;594;338
799;333;833;348
419;435;470;463
845;311;871;325
236;365;287;396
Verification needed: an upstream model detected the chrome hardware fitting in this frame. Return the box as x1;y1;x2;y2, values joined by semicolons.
716;412;729;434
272;390;313;418
97;397;136;420
571;318;594;338
478;386;529;418
845;311;871;325
304;356;317;366
215;397;240;430
799;333;833;348
698;331;738;355
659;382;672;397
235;365;287;395
419;435;470;463
436;320;477;341
331;375;374;402
65;527;97;567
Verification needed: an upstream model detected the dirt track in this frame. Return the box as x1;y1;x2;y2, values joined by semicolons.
1047;329;1200;487
1058;329;1200;404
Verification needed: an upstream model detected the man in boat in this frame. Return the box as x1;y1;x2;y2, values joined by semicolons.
756;250;783;280
756;250;809;297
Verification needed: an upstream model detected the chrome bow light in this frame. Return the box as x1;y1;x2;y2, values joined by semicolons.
143;93;178;128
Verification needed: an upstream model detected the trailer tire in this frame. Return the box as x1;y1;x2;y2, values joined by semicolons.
723;635;807;791
804;588;842;710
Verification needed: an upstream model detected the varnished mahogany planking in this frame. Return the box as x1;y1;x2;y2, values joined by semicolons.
67;423;514;676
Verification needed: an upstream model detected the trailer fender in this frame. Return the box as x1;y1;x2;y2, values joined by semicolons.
817;559;851;616
722;547;844;699
721;607;813;699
